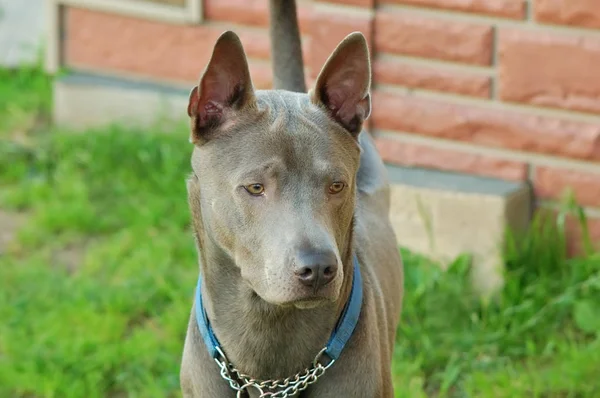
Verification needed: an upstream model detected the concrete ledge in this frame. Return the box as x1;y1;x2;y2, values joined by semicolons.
53;71;190;130
386;165;532;294
53;71;533;293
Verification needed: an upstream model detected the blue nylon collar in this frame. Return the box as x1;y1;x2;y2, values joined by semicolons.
194;255;363;364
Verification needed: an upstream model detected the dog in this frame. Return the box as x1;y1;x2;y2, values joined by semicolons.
180;1;403;396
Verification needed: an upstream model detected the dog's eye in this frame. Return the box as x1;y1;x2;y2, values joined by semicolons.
245;183;265;196
328;182;345;194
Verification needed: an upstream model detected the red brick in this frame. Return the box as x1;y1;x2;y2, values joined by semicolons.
374;136;528;181
499;29;600;115
379;0;525;19
565;213;600;256
204;0;313;34
248;62;273;89
204;0;268;26
66;8;217;83
375;11;493;65
535;0;600;30
236;30;271;60
235;30;312;66
65;8;285;88
371;91;600;161
536;208;600;256
308;10;372;77
320;0;374;7
534;166;600;208
373;58;490;98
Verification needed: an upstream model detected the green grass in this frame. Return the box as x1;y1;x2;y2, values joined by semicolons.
0;66;599;397
0;66;52;138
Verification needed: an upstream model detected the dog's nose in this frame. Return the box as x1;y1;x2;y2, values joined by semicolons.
294;250;338;291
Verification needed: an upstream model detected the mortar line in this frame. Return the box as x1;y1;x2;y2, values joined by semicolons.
490;26;499;100
537;200;600;217
374;84;600;124
525;0;534;23
378;4;600;39
527;163;536;182
373;129;600;174
375;53;493;76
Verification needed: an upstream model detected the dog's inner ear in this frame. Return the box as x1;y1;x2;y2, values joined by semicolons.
311;32;372;136
187;31;255;144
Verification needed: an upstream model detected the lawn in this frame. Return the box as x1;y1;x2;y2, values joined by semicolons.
0;66;599;398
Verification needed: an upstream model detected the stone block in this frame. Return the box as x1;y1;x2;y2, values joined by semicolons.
386;165;532;294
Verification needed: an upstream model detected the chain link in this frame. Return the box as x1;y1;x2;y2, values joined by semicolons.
213;347;335;398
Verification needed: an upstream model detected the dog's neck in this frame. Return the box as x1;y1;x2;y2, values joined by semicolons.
196;229;355;380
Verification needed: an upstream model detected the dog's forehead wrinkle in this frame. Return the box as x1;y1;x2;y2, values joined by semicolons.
311;158;345;176
250;91;346;178
234;158;285;182
258;90;326;131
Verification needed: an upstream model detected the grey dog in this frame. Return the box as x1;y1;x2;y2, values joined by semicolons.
180;1;404;396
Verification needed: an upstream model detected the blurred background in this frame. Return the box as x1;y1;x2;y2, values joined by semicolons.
0;0;599;397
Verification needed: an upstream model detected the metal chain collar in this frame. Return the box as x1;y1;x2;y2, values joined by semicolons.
213;346;335;398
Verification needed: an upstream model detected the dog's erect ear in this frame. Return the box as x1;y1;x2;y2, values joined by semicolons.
187;31;255;144
311;32;371;136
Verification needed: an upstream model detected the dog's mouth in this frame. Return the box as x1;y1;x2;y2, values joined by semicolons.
242;270;340;309
291;297;329;310
249;286;336;309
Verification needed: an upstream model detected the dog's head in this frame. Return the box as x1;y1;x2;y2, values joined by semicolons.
187;31;370;308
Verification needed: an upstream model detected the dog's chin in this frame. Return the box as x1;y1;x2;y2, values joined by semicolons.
292;298;329;310
253;289;337;309
247;277;342;309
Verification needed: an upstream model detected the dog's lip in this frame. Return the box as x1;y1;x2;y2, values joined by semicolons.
291;296;327;304
244;276;338;307
285;294;335;308
251;288;335;308
292;297;328;310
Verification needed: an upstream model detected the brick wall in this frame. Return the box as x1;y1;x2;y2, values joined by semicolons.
62;0;600;252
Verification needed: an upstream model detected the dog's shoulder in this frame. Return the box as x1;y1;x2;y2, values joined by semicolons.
356;131;389;197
